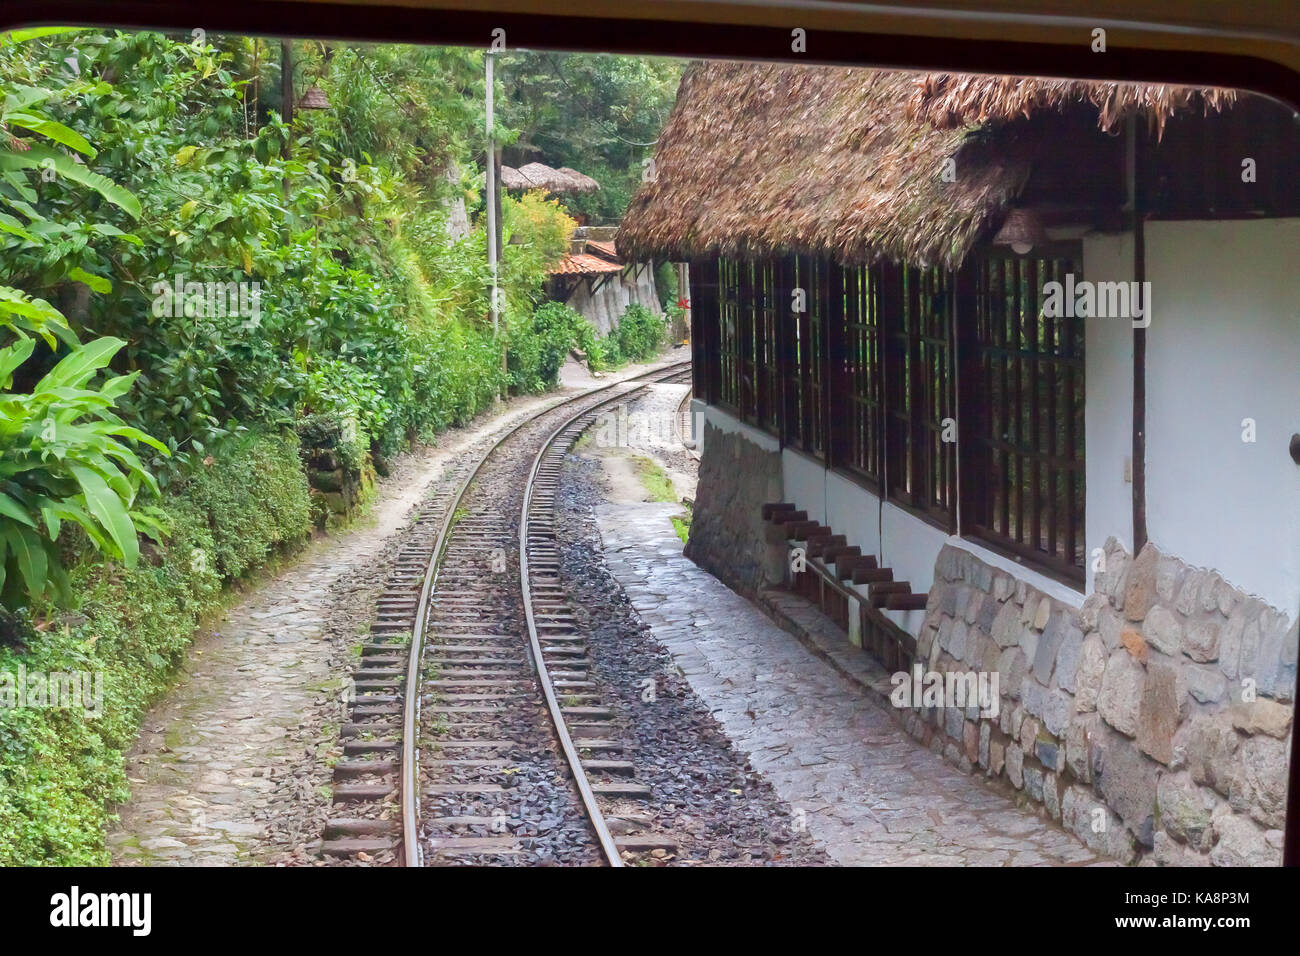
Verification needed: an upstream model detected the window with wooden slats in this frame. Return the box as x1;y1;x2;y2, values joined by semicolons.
717;257;742;414
879;264;957;528
784;255;827;459
961;249;1086;581
841;264;884;485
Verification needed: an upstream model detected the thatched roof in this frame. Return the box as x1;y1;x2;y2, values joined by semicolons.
619;62;1233;268
500;162;601;194
907;73;1235;138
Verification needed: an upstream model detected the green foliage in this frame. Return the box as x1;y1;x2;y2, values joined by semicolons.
0;431;310;865
165;431;310;581
613;303;667;363
0;26;676;864
497;52;682;223
507;301;600;393
0;337;168;607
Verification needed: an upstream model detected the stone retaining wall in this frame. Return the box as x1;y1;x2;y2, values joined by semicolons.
911;539;1296;865
683;421;783;596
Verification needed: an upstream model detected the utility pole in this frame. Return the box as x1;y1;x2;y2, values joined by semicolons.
281;40;293;241
485;51;499;338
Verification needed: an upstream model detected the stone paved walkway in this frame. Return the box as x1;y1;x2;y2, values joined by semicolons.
597;501;1102;866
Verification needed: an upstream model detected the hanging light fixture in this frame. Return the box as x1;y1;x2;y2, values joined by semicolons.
993;207;1049;255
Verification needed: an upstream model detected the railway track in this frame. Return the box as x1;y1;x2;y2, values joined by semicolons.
675;382;699;459
320;359;691;865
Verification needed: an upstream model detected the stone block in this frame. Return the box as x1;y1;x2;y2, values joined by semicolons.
1019;714;1041;754
1055;625;1085;693
1185;664;1227;704
1074;634;1107;713
1174;570;1206;616
1035;735;1062;773
1032;597;1052;630
1040;686;1074;738
944;702;964;739
1210;814;1280;867
917;623;937;661
1214;578;1240;618
1156;772;1214;848
1021;681;1045;722
1024;765;1044;802
1076;591;1106;632
1143;605;1183;657
947;619;969;661
1120;627;1148;663
1154;555;1185;604
1097;649;1144;737
992;600;1021;648
1043;773;1062;820
1175;712;1239;797
958;585;977;619
1062;784;1136;862
978;720;991;768
1018;625;1039;664
992;573;1013;602
963;591;983;626
1227;735;1288;829
1066;712;1101;783
1184;618;1221;663
963;720;979;762
1229;699;1292;738
1095;731;1160;846
1098;607;1123;651
1218;613;1244;680
1104;549;1131;610
1136;657;1187;765
989;739;1006;777
1123;543;1160;622
1006;744;1025;789
975;592;999;633
1032;610;1068;684
1255;612;1298;700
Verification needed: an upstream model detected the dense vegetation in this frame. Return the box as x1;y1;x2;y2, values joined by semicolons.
497;52;682;223
0;27;673;864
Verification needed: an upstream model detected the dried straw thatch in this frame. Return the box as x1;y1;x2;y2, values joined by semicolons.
907;73;1235;138
500;161;601;194
619;61;1232;268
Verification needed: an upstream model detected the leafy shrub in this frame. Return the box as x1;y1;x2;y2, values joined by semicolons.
614;304;667;363
0;430;311;865
507;301;600;393
165;431;311;582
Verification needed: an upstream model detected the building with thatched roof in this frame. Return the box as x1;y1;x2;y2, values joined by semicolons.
620;60;1299;865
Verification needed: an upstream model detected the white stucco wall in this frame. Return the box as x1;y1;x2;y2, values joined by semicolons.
1143;219;1300;616
694;219;1299;632
564;263;663;337
781;448;1084;637
1081;231;1137;593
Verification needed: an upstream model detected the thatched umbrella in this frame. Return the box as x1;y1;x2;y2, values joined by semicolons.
298;84;330;110
500;161;600;195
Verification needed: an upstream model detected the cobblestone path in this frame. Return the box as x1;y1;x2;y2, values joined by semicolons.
597;500;1103;866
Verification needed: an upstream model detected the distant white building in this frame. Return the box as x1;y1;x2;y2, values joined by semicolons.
547;229;663;337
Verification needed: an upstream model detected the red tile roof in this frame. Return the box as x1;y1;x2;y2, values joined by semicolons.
550;252;626;276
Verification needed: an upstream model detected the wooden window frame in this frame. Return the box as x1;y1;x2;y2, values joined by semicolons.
957;244;1087;586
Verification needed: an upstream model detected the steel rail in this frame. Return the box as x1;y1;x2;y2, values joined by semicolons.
400;359;690;865
674;381;700;459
